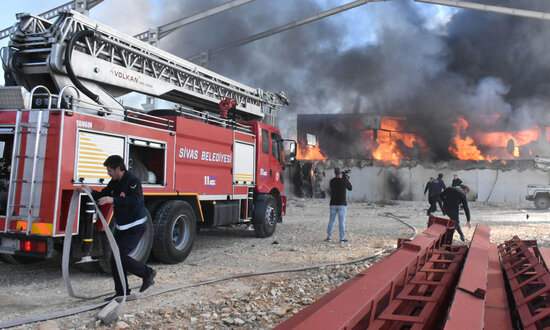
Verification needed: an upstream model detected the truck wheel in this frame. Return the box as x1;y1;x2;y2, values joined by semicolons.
98;212;154;273
152;200;197;264
253;195;277;238
535;195;550;210
146;200;164;221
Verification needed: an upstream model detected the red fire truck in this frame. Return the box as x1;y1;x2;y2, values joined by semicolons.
0;11;295;269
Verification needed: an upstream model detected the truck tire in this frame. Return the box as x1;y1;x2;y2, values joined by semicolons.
98;212;154;273
253;195;277;238
535;195;550;210
152;200;197;264
146;199;164;221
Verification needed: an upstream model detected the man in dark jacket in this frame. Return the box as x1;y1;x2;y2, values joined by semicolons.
451;174;463;187
327;167;352;243
440;184;472;242
424;177;434;214
87;155;156;301
427;173;446;215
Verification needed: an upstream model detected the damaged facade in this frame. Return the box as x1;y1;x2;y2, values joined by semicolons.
288;113;550;203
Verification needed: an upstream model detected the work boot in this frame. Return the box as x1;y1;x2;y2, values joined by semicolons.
140;268;157;293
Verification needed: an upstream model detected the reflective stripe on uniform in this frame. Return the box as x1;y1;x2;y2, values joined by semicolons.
115;216;147;231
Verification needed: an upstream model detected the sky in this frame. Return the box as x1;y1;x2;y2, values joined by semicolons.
2;0;550;160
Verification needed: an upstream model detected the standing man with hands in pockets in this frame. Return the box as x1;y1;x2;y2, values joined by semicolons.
326;167;352;243
80;155;156;301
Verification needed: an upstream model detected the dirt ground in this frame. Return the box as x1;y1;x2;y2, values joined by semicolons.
1;198;550;329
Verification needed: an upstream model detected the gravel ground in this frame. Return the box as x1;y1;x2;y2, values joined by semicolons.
1;198;550;329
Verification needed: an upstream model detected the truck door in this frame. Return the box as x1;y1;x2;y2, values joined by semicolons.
256;127;283;193
270;131;284;189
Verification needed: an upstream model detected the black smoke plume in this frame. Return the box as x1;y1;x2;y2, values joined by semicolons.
143;0;550;159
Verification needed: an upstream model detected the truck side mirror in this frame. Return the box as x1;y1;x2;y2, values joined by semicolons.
283;140;297;165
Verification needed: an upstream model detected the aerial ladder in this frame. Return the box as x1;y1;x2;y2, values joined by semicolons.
0;0;104;40
2;10;288;124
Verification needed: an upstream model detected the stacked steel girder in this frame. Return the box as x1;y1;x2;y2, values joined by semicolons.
277;218;538;329
275;217;460;329
499;236;550;329
444;224;514;329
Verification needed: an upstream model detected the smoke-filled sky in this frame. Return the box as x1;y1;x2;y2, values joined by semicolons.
3;0;550;157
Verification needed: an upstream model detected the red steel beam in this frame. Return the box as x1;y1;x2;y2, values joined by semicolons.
485;243;514;329
535;247;550;271
275;218;455;330
499;237;550;329
445;224;490;329
371;245;467;329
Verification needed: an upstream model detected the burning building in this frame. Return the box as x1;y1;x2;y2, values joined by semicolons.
288;113;550;203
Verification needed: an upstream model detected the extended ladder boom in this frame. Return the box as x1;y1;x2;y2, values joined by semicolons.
4;10;286;121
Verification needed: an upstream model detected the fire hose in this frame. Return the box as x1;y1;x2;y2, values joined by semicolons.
0;210;417;328
62;188;129;323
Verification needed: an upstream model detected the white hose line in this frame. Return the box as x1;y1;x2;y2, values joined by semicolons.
62;188;127;323
0;209;418;328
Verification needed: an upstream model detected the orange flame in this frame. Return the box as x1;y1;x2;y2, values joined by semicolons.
367;117;427;166
296;141;327;160
450;116;540;160
474;126;540;156
449;117;492;161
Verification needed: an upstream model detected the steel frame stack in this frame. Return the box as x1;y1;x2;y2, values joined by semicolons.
444;224;514;329
276;220;550;329
369;244;466;329
499;236;550;329
275;217;458;329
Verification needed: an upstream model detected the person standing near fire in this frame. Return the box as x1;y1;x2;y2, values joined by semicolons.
440;184;472;242
427;173;446;215
424;177;434;213
326;167;352;243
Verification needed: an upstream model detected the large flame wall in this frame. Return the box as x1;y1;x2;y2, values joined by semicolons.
296;114;547;164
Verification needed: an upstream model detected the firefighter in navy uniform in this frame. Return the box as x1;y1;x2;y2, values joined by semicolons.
84;155;156;301
451;174;463;187
439;184;472;242
427;174;446;215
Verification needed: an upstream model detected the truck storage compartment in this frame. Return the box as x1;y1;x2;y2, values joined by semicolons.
129;138;166;185
0;129;14;216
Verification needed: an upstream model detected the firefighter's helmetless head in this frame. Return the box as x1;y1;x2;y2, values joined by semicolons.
103;155;126;181
460;184;470;194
